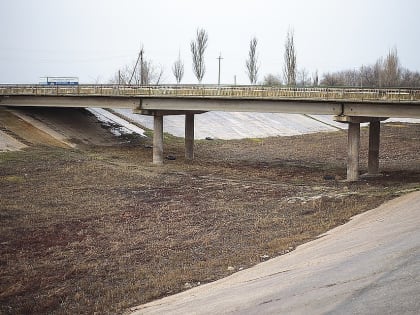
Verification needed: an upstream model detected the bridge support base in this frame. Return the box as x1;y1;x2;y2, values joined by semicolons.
335;116;387;181
185;113;195;161
347;122;360;181
153;115;164;165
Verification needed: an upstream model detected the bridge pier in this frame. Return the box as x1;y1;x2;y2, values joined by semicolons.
153;114;164;165
347;122;361;181
185;113;195;161
335;116;387;181
151;112;197;164
367;121;381;176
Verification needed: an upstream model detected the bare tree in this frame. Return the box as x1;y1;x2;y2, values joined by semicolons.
172;52;184;84
109;48;164;85
262;74;282;86
297;68;309;86
191;28;208;83
400;68;420;87
283;28;297;86
320;72;340;86
382;48;401;87
128;59;163;85
246;37;259;84
359;65;376;87
312;70;319;86
140;60;164;85
320;47;420;88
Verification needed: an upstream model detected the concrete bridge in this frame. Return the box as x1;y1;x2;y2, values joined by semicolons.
1;85;420;181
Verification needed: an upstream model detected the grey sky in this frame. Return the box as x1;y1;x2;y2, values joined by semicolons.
1;0;419;84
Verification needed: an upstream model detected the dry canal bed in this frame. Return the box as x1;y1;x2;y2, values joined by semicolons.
0;121;419;314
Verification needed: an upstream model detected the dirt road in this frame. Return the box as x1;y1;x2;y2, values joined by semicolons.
131;191;420;315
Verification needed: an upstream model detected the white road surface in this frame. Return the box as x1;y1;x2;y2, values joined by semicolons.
131;191;420;315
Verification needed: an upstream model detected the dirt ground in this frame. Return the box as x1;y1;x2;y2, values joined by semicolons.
0;110;419;314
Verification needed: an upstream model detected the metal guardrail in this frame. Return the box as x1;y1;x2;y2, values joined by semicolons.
1;85;420;103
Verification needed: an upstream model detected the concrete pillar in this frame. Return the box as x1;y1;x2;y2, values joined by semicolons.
185;113;195;161
368;121;380;175
153;115;164;165
347;122;360;181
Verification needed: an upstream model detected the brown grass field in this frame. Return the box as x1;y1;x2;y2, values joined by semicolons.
0;122;419;314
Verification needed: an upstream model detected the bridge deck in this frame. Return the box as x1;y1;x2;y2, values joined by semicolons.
1;85;420;103
1;85;419;181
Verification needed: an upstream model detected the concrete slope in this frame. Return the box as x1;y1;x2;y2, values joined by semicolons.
131;191;420;315
113;110;420;140
6;108;122;147
0;130;27;151
114;110;343;139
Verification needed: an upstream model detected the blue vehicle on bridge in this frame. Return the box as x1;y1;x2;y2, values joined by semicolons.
39;77;79;86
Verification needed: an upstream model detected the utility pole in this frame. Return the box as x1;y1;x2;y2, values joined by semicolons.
217;53;223;85
140;47;144;85
128;46;144;85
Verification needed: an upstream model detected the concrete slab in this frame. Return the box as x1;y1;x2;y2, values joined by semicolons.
113;110;419;140
0;130;27;151
114;110;341;139
130;191;420;315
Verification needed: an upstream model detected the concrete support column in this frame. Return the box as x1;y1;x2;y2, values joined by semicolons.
153;114;164;165
368;121;380;175
185;113;195;161
347;122;360;181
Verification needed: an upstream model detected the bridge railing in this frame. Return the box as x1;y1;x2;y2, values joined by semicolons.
1;85;420;103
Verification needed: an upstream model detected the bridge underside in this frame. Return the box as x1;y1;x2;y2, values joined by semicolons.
1;94;419;181
146;111;389;182
2;95;420;118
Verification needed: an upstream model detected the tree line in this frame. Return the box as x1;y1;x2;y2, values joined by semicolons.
321;48;420;88
110;28;420;88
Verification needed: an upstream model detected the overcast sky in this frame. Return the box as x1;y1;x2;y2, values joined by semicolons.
1;0;419;84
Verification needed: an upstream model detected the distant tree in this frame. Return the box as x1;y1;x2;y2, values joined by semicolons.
283;28;297;86
109;47;164;85
320;48;420;88
312;70;319;86
321;72;340;86
262;74;282;86
359;65;375;87
139;60;164;85
172;52;184;84
191;28;208;83
297;68;310;86
382;48;401;87
400;68;420;87
245;37;259;84
126;59;163;85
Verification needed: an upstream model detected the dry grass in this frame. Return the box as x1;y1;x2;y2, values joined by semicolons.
0;123;419;314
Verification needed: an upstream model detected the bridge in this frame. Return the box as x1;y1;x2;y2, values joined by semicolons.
1;85;420;181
